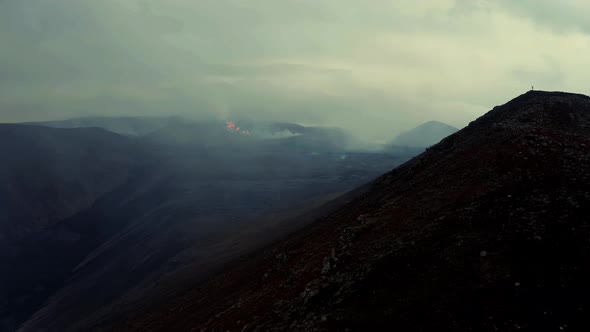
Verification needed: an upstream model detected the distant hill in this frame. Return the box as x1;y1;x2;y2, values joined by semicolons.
25;116;187;136
391;120;458;147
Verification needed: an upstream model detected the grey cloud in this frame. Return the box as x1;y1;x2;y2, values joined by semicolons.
1;0;590;141
493;0;590;34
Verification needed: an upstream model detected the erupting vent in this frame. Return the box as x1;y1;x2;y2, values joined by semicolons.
226;121;251;135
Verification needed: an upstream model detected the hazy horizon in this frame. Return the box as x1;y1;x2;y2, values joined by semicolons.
2;0;590;141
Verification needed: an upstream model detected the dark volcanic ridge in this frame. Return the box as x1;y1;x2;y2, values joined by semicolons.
86;90;590;332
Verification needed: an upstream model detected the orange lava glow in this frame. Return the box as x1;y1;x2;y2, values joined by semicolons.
226;121;251;136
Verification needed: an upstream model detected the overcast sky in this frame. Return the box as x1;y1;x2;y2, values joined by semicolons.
1;0;590;140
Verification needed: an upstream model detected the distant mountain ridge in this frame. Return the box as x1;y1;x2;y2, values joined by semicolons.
24;116;187;137
26;117;373;152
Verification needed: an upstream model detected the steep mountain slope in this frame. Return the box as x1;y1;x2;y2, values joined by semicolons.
0;124;149;330
392;120;458;147
114;91;590;331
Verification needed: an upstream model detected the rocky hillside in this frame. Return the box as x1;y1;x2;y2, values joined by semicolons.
113;91;590;331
